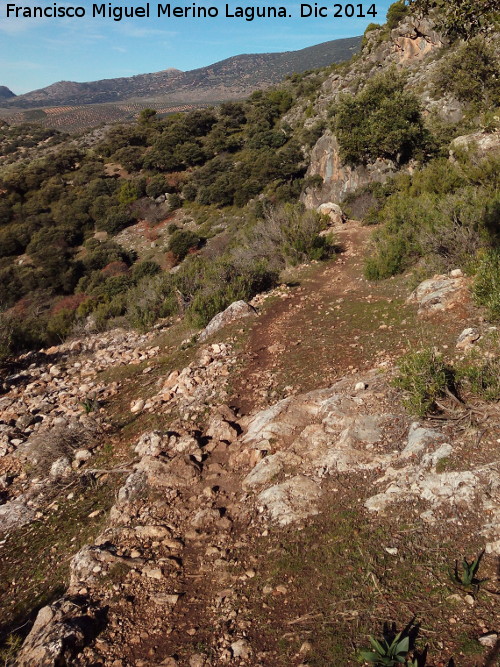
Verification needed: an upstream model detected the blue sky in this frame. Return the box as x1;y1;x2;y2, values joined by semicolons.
0;1;393;94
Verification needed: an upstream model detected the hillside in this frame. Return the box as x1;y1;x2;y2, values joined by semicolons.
0;87;15;101
2;37;362;109
1;1;500;665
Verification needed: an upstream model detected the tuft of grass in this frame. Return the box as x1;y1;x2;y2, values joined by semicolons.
393;349;454;417
456;350;500;401
473;249;500;321
0;633;23;666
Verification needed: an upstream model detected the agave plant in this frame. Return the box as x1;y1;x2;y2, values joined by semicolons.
359;631;413;665
454;551;484;587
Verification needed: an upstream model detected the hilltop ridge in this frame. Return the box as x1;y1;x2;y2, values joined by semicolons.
1;37;362;109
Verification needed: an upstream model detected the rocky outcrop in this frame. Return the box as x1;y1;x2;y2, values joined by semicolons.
0;327;167;533
302;131;398;209
199;301;256;342
12;345;500;662
389;15;446;64
451;130;500;159
15;598;104;667
241;375;500;553
301;13;448;210
407;270;469;316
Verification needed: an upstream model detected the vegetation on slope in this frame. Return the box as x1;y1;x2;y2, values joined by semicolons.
0;0;498;362
0;80;334;359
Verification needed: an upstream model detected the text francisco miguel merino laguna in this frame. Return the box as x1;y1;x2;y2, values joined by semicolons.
5;1;378;21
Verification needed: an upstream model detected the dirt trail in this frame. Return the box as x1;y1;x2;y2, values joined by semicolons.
10;221;498;667
230;221;463;415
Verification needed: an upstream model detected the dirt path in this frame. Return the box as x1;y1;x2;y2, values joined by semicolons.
9;222;498;667
230;221;464;415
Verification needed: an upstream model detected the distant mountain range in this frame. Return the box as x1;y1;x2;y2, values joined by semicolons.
1;37;361;109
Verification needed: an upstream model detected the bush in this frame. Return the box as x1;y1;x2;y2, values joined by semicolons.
97;210;135;235
408;0;500;40
331;72;429;165
394;348;454;416
146;175;167;199
456;346;500;401
434;37;500;107
386;0;409;29
473;249;500;320
363;154;500;280
185;258;277;327
248;204;334;268
130;260;161;283
168;229;201;261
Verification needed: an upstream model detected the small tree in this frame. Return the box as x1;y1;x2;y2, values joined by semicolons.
408;0;499;40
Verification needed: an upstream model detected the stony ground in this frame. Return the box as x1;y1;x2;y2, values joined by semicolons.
1;222;499;667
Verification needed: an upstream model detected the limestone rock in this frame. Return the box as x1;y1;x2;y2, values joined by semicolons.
451;131;500;159
317;202;346;225
230;638;252;659
0;499;36;532
199;300;256;342
401;423;445;459
15;598;103;667
456;327;480;350
407;273;468;315
130;399;145;414
257;476;322;525
49;456;71;479
242;452;301;490
302;130;397;209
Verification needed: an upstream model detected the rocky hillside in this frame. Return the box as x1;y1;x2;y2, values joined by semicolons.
1;1;499;665
2;222;500;666
1;37;361;109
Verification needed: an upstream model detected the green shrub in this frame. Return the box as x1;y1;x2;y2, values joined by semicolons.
124;274;177;330
167;193;183;212
408;0;500;40
168;229;201;261
394;348;454;416
146;174;167;199
132;260;161;281
456;348;500;400
331;72;429;165
186;258;277;327
473;249;500;320
364;153;500;280
386;0;409;29
434;37;500;107
97;210;135;235
117;181;139;206
250;204;334;267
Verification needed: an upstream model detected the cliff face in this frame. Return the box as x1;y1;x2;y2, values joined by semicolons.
302;131;398;208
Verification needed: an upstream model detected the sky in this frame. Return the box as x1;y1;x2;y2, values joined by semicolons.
0;0;393;94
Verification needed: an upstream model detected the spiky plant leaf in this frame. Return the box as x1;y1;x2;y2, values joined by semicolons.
395;634;410;655
358;649;380;663
369;636;386;654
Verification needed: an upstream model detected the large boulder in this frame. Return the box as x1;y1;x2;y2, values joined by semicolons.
407;271;469;315
15;598;104;667
317;202;346;226
451;131;500;160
